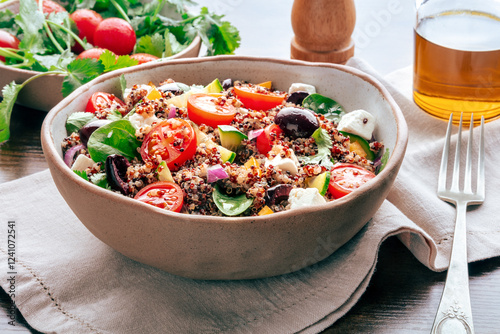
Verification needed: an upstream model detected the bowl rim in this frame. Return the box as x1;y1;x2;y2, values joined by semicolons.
0;0;202;78
41;55;408;224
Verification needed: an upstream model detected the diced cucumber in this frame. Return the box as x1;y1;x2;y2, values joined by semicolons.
204;78;223;93
307;171;331;196
218;125;248;151
219;147;236;163
339;131;375;161
156;161;174;182
192;122;236;163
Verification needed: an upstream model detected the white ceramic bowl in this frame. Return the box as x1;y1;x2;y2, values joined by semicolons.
41;56;408;280
0;0;201;111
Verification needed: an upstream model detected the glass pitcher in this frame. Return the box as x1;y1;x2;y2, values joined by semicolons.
413;0;500;125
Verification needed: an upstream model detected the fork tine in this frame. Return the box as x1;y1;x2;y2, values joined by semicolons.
464;113;473;194
477;116;485;198
450;113;463;192
438;113;453;192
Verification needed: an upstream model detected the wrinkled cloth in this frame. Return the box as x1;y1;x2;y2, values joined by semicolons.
1;58;499;334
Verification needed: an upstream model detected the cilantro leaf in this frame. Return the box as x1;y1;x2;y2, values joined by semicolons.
0;81;23;144
135;33;165;58
300;128;335;168
61;58;104;97
73;170;89;181
98;50;138;72
15;0;45;54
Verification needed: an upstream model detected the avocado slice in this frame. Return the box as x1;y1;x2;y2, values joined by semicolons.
339;131;375;161
218;125;248;151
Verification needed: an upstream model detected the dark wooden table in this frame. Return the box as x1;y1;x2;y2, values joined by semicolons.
2;0;500;333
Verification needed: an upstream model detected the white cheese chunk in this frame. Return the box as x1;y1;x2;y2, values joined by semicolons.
337;109;376;140
71;154;95;171
288;188;326;210
129;113;159;130
265;156;298;176
288;83;316;95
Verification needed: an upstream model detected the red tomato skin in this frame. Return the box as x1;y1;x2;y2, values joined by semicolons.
233;85;285;111
0;30;20;62
328;163;376;199
85;92;126;114
134;181;184;212
37;0;66;15
140;119;197;171
93;18;136;56
256;124;283;155
187;93;237;128
70;9;103;53
130;53;159;65
76;48;113;60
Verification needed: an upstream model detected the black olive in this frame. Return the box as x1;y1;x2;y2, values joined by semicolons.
274;107;319;138
105;154;131;195
286;91;309;105
265;184;293;206
79;119;111;147
158;82;183;95
222;78;233;90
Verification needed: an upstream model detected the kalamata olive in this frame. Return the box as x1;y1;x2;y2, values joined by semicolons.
105;154;130;195
222;78;233;90
79;119;111;147
158;82;183;95
265;184;293;206
286;91;309;105
274;107;319;138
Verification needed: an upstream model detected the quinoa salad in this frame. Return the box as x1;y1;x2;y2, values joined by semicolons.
62;77;388;216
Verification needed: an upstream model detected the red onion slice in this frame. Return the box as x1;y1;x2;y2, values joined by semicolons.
248;129;264;141
207;164;229;183
64;144;85;167
168;106;177;119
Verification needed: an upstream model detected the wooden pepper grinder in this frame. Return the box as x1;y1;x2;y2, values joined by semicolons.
290;0;356;64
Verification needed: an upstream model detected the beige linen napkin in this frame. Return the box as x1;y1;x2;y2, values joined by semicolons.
1;58;500;334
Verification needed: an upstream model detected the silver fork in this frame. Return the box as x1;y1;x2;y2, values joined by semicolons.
431;113;485;334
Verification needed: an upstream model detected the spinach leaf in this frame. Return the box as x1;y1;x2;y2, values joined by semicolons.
302;93;344;115
212;185;253;216
87;119;141;163
65;112;95;133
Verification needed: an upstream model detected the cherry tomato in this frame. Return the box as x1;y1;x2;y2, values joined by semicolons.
140;118;197;171
134;181;184;212
70;9;103;53
93;18;136;55
130;53;159;65
0;30;20;62
37;0;66;15
76;48;114;60
233;84;286;111
85;92;126;114
328;163;376;199
256;123;283;155
187;93;237;128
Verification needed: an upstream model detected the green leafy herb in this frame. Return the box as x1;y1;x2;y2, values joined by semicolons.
90;172;110;189
87;119;141;163
73;169;89;181
212;185;253;216
300;128;335;168
302;93;344;116
0;81;23;144
62;58;104;96
65;112;95;133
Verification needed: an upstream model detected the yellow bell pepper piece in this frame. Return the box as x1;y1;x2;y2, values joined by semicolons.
258;206;274;216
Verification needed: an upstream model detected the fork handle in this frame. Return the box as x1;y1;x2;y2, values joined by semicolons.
431;201;474;334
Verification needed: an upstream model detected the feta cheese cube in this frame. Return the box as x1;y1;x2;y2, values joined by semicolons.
288;83;316;95
265;156;298;176
337;109;376;140
288;188;326;210
129;113;159;130
71;154;95;171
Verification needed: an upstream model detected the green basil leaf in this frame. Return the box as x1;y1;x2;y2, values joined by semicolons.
212;185;253;216
65;112;95;134
302;93;344;115
87;119;141;163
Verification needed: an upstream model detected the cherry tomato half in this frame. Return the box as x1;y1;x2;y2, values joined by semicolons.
233;84;285;111
187;93;237;128
134;181;184;212
328;163;376;199
0;30;20;62
37;0;66;15
130;53;159;65
70;9;103;53
256;123;283;155
93;18;136;55
76;48;114;60
85;92;126;114
140;118;197;171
